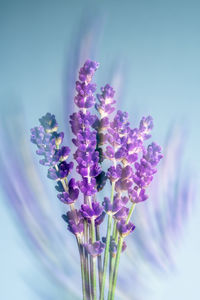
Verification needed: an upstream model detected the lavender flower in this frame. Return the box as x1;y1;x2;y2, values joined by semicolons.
80;202;103;220
117;220;136;237
84;240;105;257
57;179;79;204
62;210;84;237
30;60;163;300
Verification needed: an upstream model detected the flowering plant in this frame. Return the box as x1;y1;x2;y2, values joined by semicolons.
30;60;163;300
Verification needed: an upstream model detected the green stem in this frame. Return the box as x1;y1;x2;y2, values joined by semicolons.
108;221;117;300
77;239;87;300
110;237;123;300
84;220;90;299
91;218;97;300
100;182;115;300
96;225;103;291
110;202;136;300
126;203;136;224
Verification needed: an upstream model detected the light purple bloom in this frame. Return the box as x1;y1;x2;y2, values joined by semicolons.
80;202;103;220
84;240;105;257
117;220;136;237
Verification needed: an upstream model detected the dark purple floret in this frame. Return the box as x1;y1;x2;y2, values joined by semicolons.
80;202;103;220
57;179;79;204
51;131;64;147
58;161;73;179
39;113;58;133
48;161;73;180
95;212;106;226
117;220;135;237
84;240;105;257
55;181;65;192
53;146;70;163
95;171;107;191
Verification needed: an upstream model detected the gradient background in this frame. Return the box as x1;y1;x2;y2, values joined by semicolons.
0;0;200;299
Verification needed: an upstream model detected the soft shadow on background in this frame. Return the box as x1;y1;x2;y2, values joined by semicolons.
0;0;200;299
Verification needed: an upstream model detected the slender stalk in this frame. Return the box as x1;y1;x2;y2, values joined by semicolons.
56;161;88;300
100;182;115;300
126;203;136;224
110;202;136;300
84;220;90;299
91;218;97;300
77;239;87;300
96;225;103;291
110;237;123;300
108;221;117;300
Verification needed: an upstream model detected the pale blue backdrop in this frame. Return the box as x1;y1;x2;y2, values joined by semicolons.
0;0;200;299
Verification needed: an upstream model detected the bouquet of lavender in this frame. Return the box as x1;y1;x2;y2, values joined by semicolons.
30;60;163;300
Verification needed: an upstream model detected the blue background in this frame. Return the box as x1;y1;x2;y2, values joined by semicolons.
0;0;200;299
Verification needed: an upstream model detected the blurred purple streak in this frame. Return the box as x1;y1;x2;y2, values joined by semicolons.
0;105;81;299
122;124;196;299
62;13;104;130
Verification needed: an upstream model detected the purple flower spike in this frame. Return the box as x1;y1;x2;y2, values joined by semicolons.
84;240;105;257
80;202;103;220
117;220;135;237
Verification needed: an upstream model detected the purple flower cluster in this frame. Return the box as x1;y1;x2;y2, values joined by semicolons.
30;59;163;243
30;113;76;210
30;60;163;300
